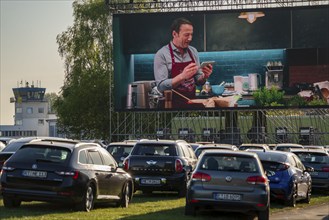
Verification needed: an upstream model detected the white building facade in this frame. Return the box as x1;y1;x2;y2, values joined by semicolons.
0;83;59;138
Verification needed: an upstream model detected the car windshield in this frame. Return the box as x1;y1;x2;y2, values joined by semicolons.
294;152;329;164
133;144;176;156
10;146;71;164
200;155;259;173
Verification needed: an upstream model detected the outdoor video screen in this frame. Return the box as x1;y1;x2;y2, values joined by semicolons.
112;6;329;112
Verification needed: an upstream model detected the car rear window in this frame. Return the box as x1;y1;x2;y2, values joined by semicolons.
256;152;287;163
9;145;71;164
294;152;329;164
200;155;259;173
107;145;133;156
132;144;177;156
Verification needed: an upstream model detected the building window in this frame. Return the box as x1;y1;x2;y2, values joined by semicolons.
38;119;44;125
15;120;23;125
16;107;22;114
38;107;44;113
26;107;33;114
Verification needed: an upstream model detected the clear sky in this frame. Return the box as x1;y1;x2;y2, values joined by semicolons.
0;0;74;125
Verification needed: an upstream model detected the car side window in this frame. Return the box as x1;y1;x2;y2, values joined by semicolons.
293;155;305;170
101;150;117;167
88;150;104;165
187;145;196;159
181;144;191;158
78;150;88;164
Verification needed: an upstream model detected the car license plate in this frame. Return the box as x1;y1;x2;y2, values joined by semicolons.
214;193;241;201
140;179;160;185
22;170;47;178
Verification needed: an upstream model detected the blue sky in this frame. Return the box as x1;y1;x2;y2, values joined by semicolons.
0;0;74;125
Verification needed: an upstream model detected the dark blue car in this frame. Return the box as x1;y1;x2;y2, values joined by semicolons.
249;150;313;207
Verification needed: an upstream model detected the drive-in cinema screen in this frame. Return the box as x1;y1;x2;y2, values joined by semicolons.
112;5;329;112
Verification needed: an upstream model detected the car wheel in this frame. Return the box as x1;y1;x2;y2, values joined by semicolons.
302;184;311;204
120;183;131;208
76;184;95;212
285;183;297;207
3;196;21;208
184;202;196;216
258;206;269;220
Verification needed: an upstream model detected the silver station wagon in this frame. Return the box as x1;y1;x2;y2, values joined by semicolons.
185;150;270;220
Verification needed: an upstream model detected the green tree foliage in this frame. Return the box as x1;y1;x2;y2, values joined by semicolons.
44;93;58;114
54;0;111;140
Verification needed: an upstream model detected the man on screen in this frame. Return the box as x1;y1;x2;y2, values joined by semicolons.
154;17;213;108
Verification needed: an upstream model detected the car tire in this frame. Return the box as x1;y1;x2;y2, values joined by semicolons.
119;183;131;208
76;184;95;212
258;206;269;220
285;183;297;207
184;203;195;216
3;196;21;208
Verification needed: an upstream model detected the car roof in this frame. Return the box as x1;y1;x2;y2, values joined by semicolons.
201;149;258;157
290;148;328;154
248;149;295;157
275;143;303;147
20;139;98;151
136;139;187;144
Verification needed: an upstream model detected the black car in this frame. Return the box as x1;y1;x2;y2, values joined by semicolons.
106;140;137;167
0;139;134;211
0;137;71;171
123;139;197;197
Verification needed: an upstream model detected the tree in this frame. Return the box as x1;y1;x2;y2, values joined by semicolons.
44;93;58;114
54;0;111;140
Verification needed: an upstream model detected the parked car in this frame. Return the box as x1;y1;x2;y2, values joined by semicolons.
303;145;325;150
0;137;71;171
249;149;313;207
194;144;238;158
0;139;133;211
106;140;137;167
290;149;329;190
185;149;270;220
123;139;197;197
239;143;270;151
274;143;304;151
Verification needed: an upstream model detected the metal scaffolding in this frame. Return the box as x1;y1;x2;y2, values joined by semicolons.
107;0;329;144
107;0;329;13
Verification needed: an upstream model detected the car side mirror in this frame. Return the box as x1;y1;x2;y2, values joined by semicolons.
109;164;117;172
304;165;314;173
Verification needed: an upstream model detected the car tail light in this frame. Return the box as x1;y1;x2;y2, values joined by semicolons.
123;158;129;171
55;171;79;180
175;159;183;173
246;176;267;185
192;172;211;182
322;166;329;172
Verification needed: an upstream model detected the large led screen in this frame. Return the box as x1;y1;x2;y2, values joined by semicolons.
112;6;329;111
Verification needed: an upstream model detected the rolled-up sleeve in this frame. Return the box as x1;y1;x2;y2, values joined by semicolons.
154;47;172;92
